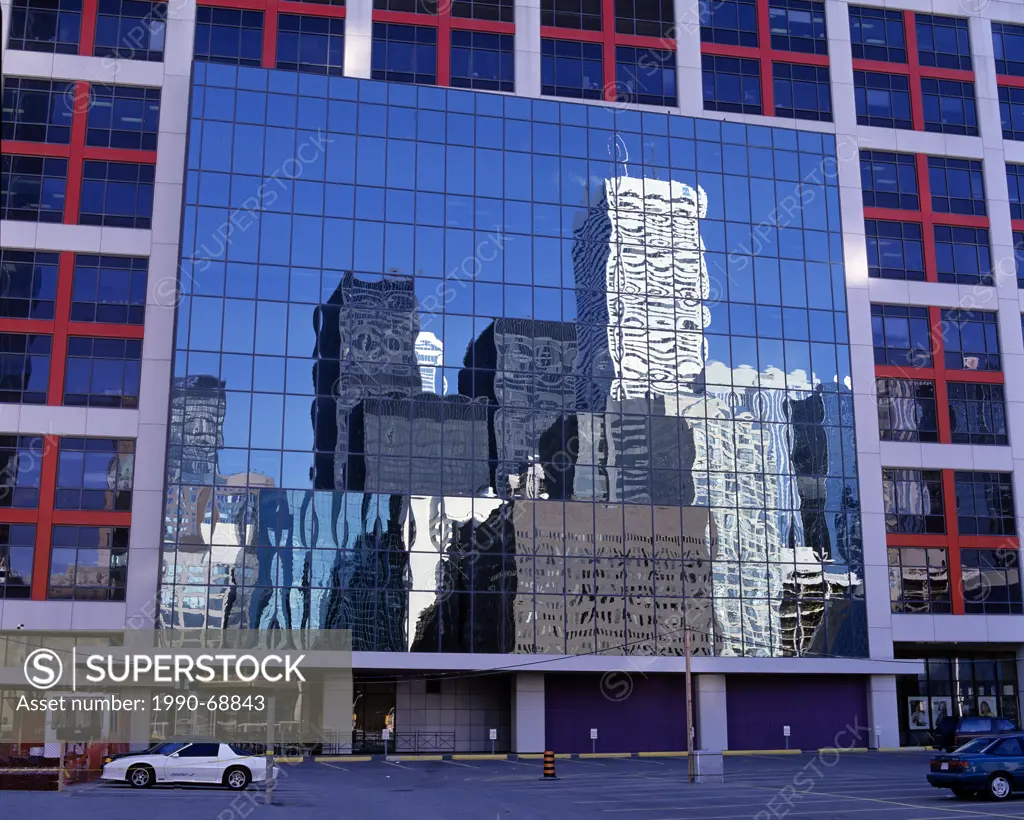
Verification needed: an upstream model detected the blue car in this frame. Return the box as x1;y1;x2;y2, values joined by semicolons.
927;734;1024;800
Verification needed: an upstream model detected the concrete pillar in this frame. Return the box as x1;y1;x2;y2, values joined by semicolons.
511;672;545;753
695;674;727;752
321;671;354;754
343;0;373;79
867;675;900;750
514;0;541;98
673;0;703;117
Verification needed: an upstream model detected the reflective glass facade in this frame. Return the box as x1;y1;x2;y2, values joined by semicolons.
167;66;865;657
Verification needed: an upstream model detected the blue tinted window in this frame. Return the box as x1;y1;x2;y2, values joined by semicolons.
921;78;977;136
948;383;1007;446
452;0;513;23
1015;232;1024;287
961;548;1021;613
993;22;1024;77
277;14;345;76
772;63;830;121
374;0;436;11
94;0;166;60
702;55;761;115
372;23;437;86
700;0;757;47
934;226;992;286
80;160;155;228
541;0;601;31
541;39;603;100
616;46;676;107
916;13;970;71
876;378;937;443
864;220;923;280
954;473;1015;536
55;437;134;511
941;310;1000;371
194;6;264;66
0;524;36;598
86;85;161;150
450;31;514;92
871;304;931;367
1008;164;1024;220
0;251;58;320
848;5;905;63
853;71;911;130
71;255;148;325
49;524;130;601
0;156;67;222
0;334;51;404
1000;86;1024;141
883;468;945;534
0;438;44;508
928;157;985;216
9;0;82;54
1;77;75;144
615;0;674;38
860;150;917;210
64;337;142;408
768;0;827;55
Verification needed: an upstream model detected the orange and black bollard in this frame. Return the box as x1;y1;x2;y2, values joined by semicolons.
541;750;558;781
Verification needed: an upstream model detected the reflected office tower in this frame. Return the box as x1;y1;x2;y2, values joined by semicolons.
572;177;709;504
311;272;424;490
492;318;578;496
165;375;227;546
415;331;445;394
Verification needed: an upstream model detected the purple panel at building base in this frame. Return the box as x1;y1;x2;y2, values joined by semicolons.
545;673;689;753
726;676;869;751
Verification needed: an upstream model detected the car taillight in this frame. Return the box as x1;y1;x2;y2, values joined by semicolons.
948;760;971;772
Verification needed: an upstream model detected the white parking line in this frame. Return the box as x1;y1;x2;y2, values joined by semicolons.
442;760;477;769
318;761;350;772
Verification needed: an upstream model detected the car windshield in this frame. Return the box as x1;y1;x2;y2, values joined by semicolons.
147;742;187;756
955;738;995;753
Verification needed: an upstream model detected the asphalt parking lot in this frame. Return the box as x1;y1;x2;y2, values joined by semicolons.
5;752;1024;820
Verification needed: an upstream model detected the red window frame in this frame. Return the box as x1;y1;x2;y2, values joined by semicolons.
863;153;990;285
884;467;1019;615
851;10;975;132
541;0;675;102
699;0;828;116
0;435;133;600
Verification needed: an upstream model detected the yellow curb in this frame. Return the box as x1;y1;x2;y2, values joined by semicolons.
878;747;931;752
392;755;443;762
274;756;304;764
517;753;570;759
818;747;868;753
637;751;689;758
314;756;373;762
579;753;632;759
723;749;803;756
451;754;509;761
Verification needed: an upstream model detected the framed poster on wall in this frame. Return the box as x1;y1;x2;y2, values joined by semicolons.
930;697;952;727
908;697;930;730
978;696;998;717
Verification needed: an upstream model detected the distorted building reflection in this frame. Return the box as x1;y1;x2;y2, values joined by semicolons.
162;169;863;657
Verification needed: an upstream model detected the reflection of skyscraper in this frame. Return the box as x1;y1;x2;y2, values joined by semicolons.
167;375;226;486
415;331;445;394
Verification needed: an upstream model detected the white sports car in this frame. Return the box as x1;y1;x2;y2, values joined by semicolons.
101;740;279;790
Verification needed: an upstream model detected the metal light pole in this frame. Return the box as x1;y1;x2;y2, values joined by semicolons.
684;611;695;784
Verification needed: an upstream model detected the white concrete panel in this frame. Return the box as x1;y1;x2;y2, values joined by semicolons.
70;602;129;630
98;226;153;256
696;673;727;752
512;672;545;753
138;358;173;424
84;408;140;438
514;0;541;99
867;676;899;749
0;221;40;250
132;427;170;492
1;600;74;630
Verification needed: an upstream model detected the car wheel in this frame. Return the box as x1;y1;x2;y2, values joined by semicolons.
224;766;251;791
128;765;154;788
987;774;1013;801
951;788;976;800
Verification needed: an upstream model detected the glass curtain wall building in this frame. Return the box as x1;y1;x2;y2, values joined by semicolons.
1;0;1022;755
